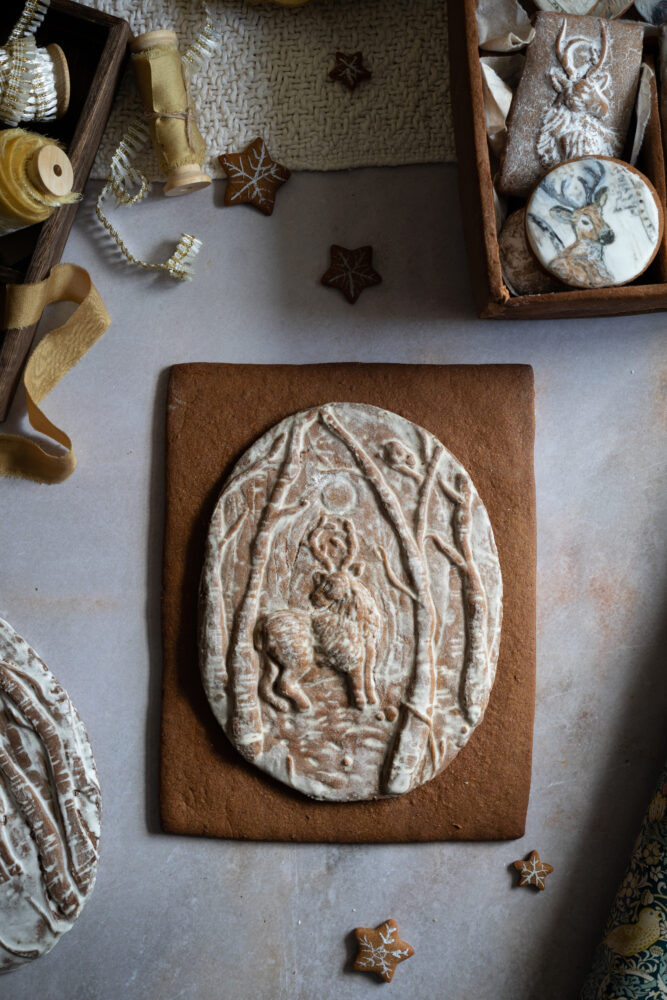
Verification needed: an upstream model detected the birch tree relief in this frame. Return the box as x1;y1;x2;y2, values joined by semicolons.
199;404;503;802
0;618;101;972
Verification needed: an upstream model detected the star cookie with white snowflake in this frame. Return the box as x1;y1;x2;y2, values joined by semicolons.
353;919;414;982
321;244;382;304
218;137;291;216
329;51;372;92
513;850;554;891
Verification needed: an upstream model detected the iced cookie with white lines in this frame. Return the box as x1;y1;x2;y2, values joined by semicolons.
525;156;664;289
0;618;101;973
353;919;414;982
218;137;290;216
512;850;554;891
199;403;503;802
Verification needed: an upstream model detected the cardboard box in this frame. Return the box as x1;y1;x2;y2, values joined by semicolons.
447;0;667;319
0;0;130;418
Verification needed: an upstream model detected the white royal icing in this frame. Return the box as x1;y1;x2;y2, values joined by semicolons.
526;157;663;288
199;403;503;802
0;619;101;973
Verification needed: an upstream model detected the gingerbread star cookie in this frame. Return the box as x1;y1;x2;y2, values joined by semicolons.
329;51;371;91
353;919;414;983
512;850;554;891
218;137;290;216
321;245;382;304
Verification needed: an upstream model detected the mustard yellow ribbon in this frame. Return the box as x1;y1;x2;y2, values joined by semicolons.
0;263;110;483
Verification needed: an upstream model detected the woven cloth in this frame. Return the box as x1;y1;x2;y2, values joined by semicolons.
88;0;454;180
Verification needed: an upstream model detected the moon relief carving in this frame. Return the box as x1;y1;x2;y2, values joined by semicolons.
199;403;503;802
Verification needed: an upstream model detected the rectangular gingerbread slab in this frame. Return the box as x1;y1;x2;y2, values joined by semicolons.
161;363;536;841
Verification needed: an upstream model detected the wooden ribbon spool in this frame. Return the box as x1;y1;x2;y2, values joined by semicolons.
0;38;70;126
45;42;70;118
0;129;76;237
130;29;210;197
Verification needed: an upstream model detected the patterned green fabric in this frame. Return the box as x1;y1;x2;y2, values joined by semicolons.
581;762;667;1000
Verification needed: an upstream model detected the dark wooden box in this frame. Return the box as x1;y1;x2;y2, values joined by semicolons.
447;0;667;320
0;0;130;418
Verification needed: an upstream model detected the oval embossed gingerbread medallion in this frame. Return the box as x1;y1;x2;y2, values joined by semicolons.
200;404;503;801
0;618;101;972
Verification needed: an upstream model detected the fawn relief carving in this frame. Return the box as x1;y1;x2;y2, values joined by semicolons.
526;157;663;288
199;403;503;802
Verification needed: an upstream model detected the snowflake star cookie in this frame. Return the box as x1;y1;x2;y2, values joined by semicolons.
513;850;554;891
353;919;414;982
321;245;382;303
218;137;290;216
329;51;371;92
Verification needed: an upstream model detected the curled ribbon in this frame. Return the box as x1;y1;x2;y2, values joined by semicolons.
0;263;110;483
95;2;220;280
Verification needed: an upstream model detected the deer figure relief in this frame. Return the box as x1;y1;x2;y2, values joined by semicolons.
534;161;616;287
255;516;382;713
537;18;616;170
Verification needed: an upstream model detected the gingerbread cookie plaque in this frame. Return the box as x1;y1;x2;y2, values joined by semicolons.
199;403;502;802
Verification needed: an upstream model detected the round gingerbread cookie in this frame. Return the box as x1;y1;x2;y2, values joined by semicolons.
0;618;101;973
499;208;563;296
525;156;664;289
199;403;503;802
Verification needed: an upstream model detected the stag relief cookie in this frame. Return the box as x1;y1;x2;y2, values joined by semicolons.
199;403;503;802
0;618;101;973
526;156;664;288
498;13;643;197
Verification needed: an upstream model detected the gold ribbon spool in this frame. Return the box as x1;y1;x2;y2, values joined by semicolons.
0;128;77;236
130;29;210;197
